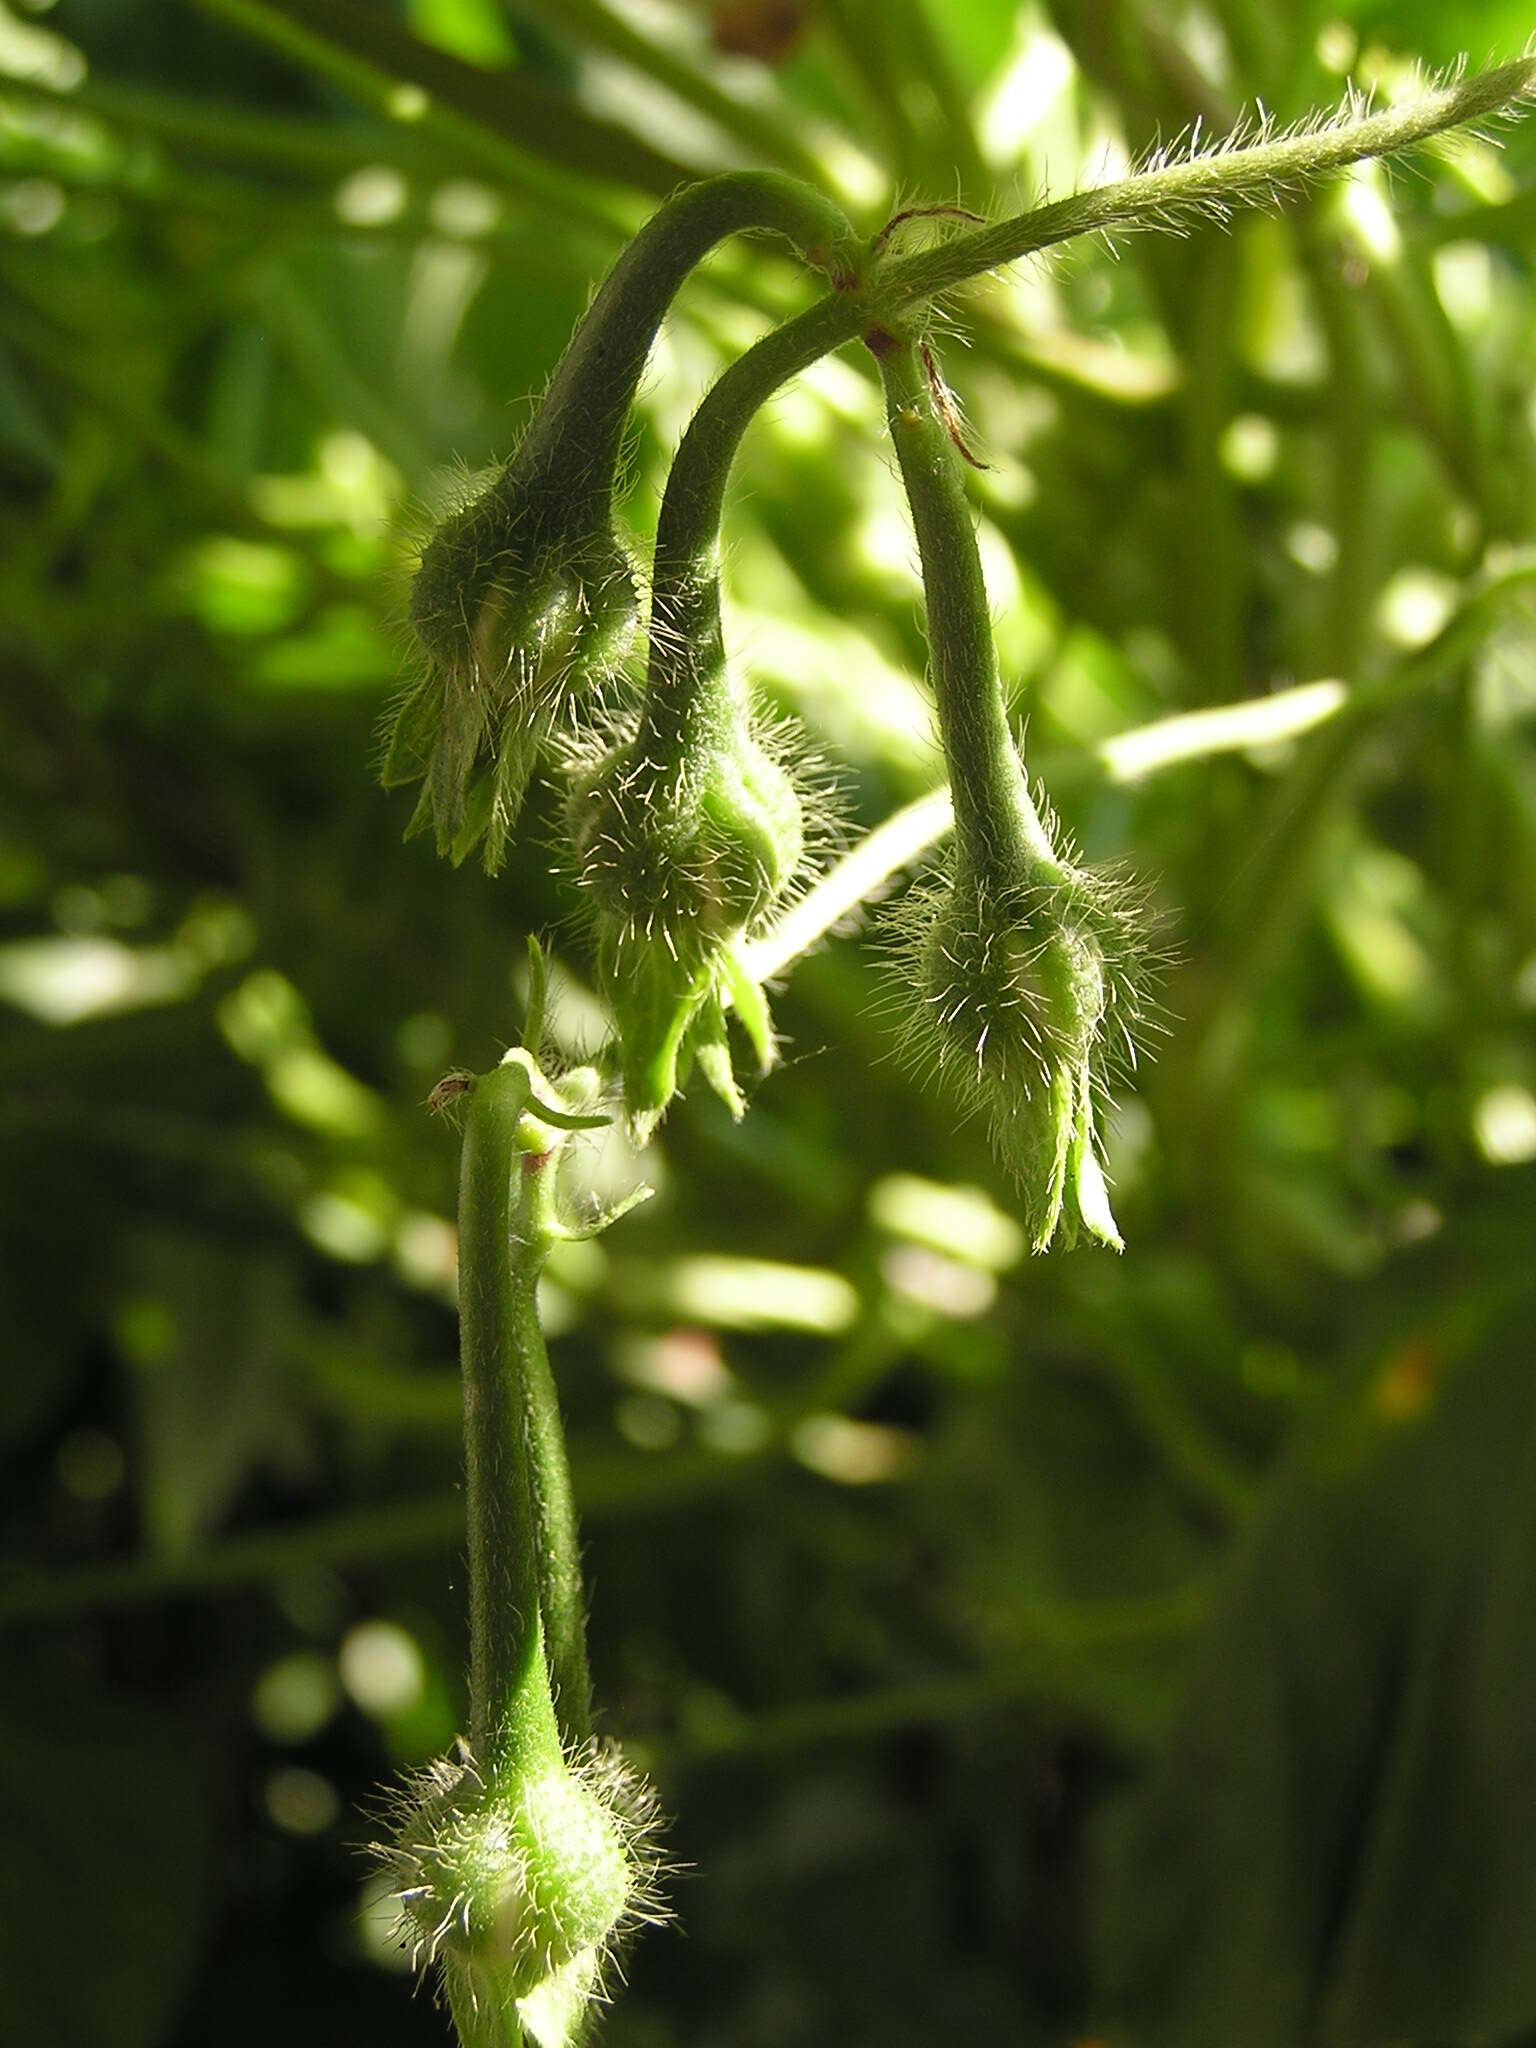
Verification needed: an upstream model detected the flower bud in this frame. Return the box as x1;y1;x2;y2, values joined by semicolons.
383;471;640;874
874;330;1155;1248
904;846;1147;1251
383;173;861;873
385;1741;662;2048
569;714;803;1133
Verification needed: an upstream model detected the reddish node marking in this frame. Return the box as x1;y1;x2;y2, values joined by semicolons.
870;202;985;257
921;339;990;471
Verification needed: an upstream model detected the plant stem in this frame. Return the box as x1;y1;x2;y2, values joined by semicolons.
639;60;1535;751
869;61;1536;304
457;1063;564;1779
638;288;860;756
519;1166;594;1748
742;547;1536;979
514;173;861;515
873;334;1051;871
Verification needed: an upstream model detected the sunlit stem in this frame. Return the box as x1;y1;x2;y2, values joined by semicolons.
513;171;863;518
457;1063;566;1781
641;61;1535;759
874;333;1051;873
868;60;1536;305
518;1147;594;1747
742;545;1536;983
638;291;857;761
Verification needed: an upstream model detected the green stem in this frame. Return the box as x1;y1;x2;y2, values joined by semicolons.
519;1165;594;1748
638;289;860;758
873;335;1051;872
457;1063;563;1779
868;60;1536;305
637;61;1535;754
512;172;862;515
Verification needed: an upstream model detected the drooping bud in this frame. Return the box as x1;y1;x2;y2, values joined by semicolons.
384;485;639;874
904;847;1148;1250
382;174;861;872
875;328;1154;1247
569;705;804;1135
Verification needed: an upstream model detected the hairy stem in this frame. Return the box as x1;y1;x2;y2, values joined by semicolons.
520;1165;594;1748
515;172;862;512
457;1063;564;1780
873;334;1050;870
870;60;1536;303
741;546;1536;980
639;289;859;757
640;60;1535;751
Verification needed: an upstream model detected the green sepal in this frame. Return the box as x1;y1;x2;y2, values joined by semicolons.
448;773;498;868
428;670;491;852
608;947;717;1141
404;779;435;843
379;670;440;788
481;723;541;876
1061;1075;1123;1252
719;942;776;1072
688;993;746;1120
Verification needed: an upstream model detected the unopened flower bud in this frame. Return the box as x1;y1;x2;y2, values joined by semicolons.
907;850;1144;1250
569;714;803;1133
876;330;1155;1246
383;174;861;872
386;1740;662;2048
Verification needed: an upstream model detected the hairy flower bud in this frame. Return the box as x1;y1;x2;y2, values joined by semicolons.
873;330;1157;1247
384;1740;663;2048
904;842;1148;1250
569;713;804;1134
384;476;639;873
382;173;861;872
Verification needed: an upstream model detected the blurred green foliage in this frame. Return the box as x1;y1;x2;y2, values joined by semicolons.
3;1;1536;2043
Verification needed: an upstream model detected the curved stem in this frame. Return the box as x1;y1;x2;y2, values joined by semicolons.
637;62;1535;757
513;172;863;511
639;289;860;757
